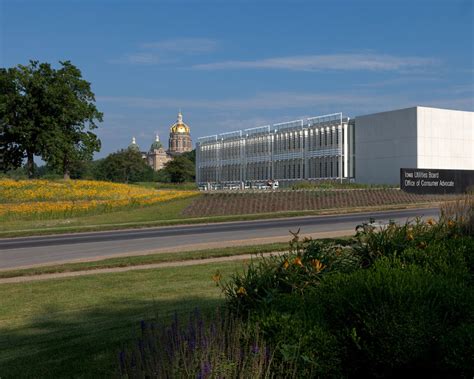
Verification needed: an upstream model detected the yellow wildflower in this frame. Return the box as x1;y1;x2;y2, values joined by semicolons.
407;232;414;241
0;179;198;221
448;219;455;227
283;260;289;269
236;286;247;296
426;218;435;226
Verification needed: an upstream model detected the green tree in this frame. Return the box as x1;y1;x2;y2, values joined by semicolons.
0;60;102;178
95;149;154;183
181;149;196;164
162;155;195;183
41;61;103;179
0;63;52;176
0;69;20;172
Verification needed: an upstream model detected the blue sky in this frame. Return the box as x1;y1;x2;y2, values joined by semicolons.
1;0;473;157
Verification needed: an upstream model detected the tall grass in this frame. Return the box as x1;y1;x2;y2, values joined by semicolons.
440;195;473;235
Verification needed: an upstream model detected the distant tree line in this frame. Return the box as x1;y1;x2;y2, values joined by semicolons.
3;148;196;184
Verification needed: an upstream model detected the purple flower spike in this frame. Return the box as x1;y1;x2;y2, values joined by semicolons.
119;350;126;371
202;361;212;377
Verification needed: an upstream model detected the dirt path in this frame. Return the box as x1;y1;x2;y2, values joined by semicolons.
0;251;287;284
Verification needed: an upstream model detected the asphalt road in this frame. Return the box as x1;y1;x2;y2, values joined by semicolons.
0;207;439;270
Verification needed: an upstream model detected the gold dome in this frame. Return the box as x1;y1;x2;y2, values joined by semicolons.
170;112;190;134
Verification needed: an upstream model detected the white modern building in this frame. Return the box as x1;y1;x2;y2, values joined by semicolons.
196;106;474;186
355;106;474;184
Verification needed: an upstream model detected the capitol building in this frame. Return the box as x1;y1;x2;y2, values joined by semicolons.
128;112;192;171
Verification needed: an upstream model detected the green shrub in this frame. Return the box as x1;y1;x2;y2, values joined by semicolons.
315;258;473;377
223;236;358;314
440;322;474;374
400;237;473;281
223;217;474;377
353;218;452;266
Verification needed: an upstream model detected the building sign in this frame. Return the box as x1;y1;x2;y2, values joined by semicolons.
400;168;474;194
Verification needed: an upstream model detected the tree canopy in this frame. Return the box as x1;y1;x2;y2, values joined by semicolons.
94;149;155;183
161;154;195;183
0;60;102;178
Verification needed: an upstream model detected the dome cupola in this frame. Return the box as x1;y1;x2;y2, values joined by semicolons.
170;111;191;134
150;134;163;151
128;136;140;152
168;111;193;155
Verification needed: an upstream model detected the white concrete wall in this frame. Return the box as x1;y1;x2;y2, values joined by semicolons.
417;107;474;170
354;107;418;184
355;106;474;184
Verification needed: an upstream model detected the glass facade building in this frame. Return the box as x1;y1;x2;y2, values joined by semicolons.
196;113;355;186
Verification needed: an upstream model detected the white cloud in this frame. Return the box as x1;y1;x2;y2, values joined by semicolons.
192;53;438;72
356;76;442;88
109;38;217;65
126;53;162;65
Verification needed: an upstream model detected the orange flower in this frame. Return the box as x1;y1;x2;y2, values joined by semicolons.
448;219;455;227
236;286;247;296
293;257;303;267
311;259;326;273
426;218;435;226
212;271;222;285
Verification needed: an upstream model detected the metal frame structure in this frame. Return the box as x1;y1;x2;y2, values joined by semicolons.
196;113;354;186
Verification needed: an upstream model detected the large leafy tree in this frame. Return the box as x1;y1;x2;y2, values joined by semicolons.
41;61;103;179
0;63;53;176
0;68;23;172
0;60;102;178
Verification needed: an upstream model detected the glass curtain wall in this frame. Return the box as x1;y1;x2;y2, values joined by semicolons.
196;114;351;186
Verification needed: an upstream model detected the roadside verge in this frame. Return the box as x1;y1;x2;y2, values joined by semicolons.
0;252;288;284
0;202;439;238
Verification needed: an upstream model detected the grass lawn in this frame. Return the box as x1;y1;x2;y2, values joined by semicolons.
0;261;244;378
